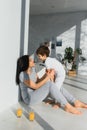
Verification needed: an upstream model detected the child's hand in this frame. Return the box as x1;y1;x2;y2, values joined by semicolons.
46;69;55;82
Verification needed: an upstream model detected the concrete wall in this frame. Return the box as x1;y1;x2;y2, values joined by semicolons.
29;12;87;53
29;11;87;75
0;0;21;112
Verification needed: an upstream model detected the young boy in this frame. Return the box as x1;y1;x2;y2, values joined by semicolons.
36;45;65;90
36;45;87;109
36;45;66;108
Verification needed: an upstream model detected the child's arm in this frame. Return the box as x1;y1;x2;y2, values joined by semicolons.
46;69;56;82
36;73;47;83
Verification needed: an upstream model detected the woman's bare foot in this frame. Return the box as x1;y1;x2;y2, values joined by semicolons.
74;100;87;108
64;103;82;115
52;103;60;109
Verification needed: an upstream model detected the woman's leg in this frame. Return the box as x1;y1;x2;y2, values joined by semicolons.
49;82;68;108
29;82;50;106
49;82;81;115
53;76;65;107
60;87;76;104
55;76;65;90
74;100;87;108
60;86;87;108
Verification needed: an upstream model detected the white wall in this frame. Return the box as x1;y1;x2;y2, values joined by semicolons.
0;0;21;112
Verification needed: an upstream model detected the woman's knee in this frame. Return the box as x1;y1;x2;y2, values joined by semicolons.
44;81;51;88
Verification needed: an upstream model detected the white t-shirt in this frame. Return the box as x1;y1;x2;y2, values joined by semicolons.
45;57;65;77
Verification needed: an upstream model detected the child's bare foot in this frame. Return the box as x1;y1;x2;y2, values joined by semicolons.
52;103;60;109
74;100;87;108
65;103;82;115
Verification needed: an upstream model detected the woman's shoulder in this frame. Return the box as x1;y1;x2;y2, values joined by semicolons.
19;71;26;77
19;72;24;82
19;71;29;82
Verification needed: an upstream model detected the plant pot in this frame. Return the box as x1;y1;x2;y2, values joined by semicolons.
68;70;76;76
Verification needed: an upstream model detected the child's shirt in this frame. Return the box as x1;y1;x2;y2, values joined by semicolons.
45;57;65;77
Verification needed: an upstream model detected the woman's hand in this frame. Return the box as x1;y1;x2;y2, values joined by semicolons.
24;72;51;89
46;69;55;82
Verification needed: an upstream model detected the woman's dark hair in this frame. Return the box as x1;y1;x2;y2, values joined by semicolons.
36;45;50;57
16;55;29;85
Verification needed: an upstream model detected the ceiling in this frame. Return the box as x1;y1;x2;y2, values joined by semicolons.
30;0;87;15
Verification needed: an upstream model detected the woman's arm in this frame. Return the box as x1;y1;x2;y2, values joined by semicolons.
24;74;50;90
46;69;56;82
36;73;47;83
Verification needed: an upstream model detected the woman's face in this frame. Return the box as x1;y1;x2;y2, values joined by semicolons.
29;57;35;67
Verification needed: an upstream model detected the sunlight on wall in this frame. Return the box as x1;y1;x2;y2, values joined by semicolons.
78;19;87;75
56;26;76;58
49;22;87;75
80;19;87;57
48;19;87;75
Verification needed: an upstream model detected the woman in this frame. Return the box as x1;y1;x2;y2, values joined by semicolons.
16;55;86;115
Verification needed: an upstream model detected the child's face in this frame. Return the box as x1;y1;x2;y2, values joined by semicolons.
37;54;46;61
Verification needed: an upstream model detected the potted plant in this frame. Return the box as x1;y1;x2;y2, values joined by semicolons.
62;47;83;76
